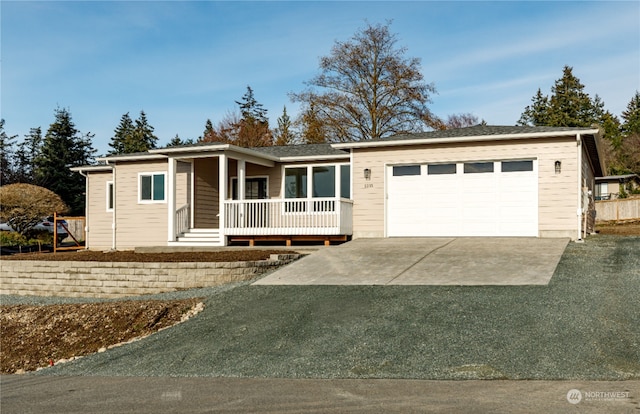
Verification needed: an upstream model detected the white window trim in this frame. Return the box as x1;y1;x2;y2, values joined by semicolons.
282;163;350;215
106;181;114;212
138;172;167;204
230;175;270;200
282;163;350;199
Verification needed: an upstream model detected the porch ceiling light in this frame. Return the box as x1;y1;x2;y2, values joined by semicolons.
364;168;371;180
555;160;561;174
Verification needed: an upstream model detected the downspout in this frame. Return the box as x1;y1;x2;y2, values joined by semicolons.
576;135;583;242
77;169;89;250
106;160;116;250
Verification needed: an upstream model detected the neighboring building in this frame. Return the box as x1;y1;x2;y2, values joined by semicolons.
72;125;603;250
595;174;640;200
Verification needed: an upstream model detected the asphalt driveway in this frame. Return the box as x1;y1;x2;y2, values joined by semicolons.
255;237;569;286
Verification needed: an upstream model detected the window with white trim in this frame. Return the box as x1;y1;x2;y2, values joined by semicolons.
139;172;166;203
283;163;351;212
106;181;114;212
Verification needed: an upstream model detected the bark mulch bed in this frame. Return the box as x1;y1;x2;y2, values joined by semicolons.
2;249;296;262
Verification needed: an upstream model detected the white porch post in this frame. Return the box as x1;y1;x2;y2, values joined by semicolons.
238;159;246;201
218;154;228;246
167;157;177;242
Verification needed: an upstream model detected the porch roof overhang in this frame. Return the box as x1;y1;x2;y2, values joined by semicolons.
149;144;277;167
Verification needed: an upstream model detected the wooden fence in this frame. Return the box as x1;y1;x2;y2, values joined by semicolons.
595;198;640;222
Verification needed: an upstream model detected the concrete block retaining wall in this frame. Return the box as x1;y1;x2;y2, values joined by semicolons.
0;254;301;299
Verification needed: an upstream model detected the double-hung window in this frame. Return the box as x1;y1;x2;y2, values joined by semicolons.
139;172;166;203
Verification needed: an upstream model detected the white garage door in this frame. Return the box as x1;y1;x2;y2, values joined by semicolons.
387;160;538;237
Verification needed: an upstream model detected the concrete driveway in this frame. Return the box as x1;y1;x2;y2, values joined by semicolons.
254;238;570;286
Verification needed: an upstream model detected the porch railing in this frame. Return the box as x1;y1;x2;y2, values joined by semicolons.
223;198;353;236
175;203;190;237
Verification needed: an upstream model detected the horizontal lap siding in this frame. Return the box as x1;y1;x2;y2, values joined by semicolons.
115;160;168;248
176;161;191;208
87;171;113;250
194;158;219;228
351;138;579;238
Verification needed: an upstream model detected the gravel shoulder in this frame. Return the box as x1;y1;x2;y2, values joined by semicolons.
13;234;638;380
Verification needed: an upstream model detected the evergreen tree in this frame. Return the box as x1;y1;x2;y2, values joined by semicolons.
35;107;96;215
201;119;215;142
108;113;135;155
546;66;595;127
108;111;158;154
166;134;194;147
274;106;296;145
133;110;158;151
234;86;272;147
518;89;550;126
0;119;18;185
621;91;640;135
14;127;43;184
236;86;268;123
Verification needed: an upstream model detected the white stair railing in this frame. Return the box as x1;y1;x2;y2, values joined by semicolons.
175;204;190;237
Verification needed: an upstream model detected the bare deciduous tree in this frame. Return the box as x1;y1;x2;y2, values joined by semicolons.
291;21;436;142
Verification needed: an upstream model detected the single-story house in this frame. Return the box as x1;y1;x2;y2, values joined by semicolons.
72;125;604;250
595;174;640;200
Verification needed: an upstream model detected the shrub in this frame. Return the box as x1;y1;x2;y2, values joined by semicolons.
0;184;69;237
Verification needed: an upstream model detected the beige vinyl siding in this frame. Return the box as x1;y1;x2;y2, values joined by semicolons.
351;137;580;239
86;171;113;250
194;158;219;228
114;160;168;248
176;161;191;208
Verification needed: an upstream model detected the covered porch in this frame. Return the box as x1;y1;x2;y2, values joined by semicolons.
160;145;353;246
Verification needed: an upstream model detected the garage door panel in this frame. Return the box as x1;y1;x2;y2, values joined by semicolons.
387;160;538;237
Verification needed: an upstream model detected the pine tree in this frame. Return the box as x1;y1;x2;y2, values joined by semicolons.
621;91;640;135
36;107;96;215
547;66;595;127
274;106;296;145
234;86;272;147
133;110;158;151
166;134;193;147
108;111;158;154
14;127;43;184
109;113;135;155
0;119;18;185
201;119;216;142
518;89;550;126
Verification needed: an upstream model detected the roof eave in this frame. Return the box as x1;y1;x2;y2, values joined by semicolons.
278;154;351;162
97;154;168;162
70;165;113;173
331;129;602;149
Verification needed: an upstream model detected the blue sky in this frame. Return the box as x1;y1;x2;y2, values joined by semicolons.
2;1;639;156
